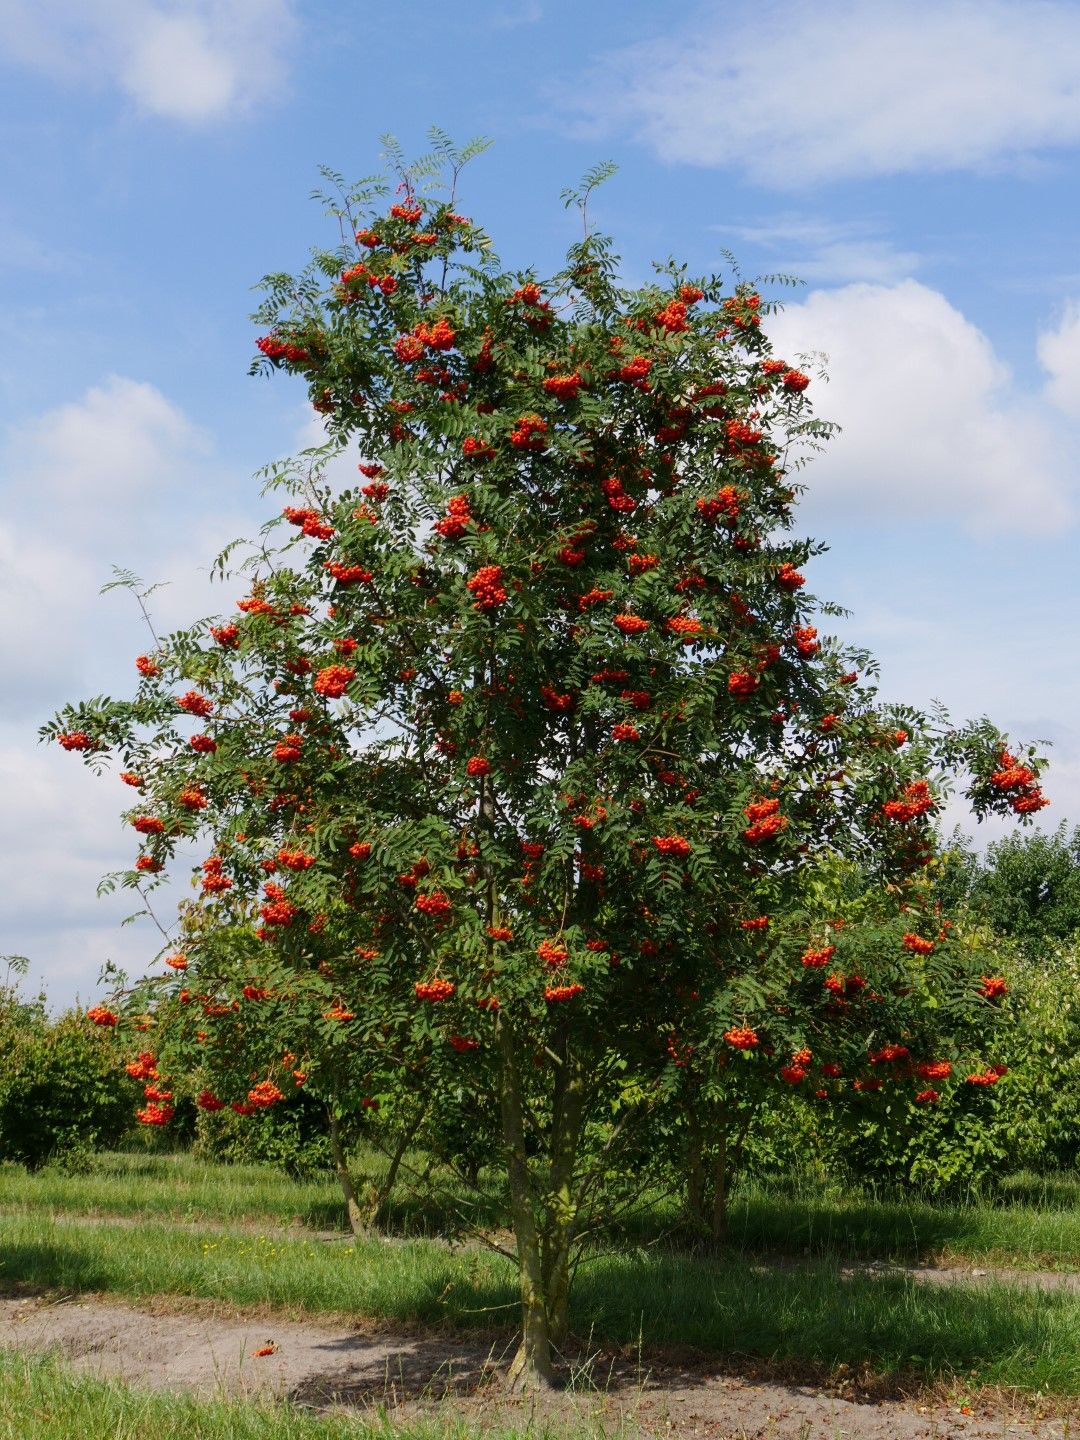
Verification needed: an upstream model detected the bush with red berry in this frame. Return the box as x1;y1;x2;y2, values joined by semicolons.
46;139;1047;1386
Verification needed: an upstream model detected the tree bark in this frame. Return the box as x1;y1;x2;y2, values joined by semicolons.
685;1098;706;1231
327;1109;367;1238
372;1106;424;1226
541;1031;586;1349
496;1012;556;1390
710;1128;728;1242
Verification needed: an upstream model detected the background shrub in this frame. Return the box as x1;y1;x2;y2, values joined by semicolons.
0;960;130;1169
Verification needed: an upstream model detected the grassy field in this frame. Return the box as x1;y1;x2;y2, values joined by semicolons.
3;1151;1080;1270
2;1153;1080;1402
0;1153;351;1230
0;1350;600;1440
2;1208;1079;1394
0;1149;507;1235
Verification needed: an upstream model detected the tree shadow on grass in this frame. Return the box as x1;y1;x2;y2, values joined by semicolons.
612;1189;1078;1268
3;1230;1077;1397
570;1249;1080;1392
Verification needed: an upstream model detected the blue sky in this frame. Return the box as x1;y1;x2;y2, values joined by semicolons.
3;0;1079;1005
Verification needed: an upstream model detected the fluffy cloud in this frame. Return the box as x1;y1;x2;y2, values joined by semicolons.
0;523;98;714
764;280;1075;535
0;372;260;706
0;738;189;1003
831;585;1080;850
0;377;303;1004
573;0;1080;186
0;0;296;123
7;375;211;528
0;376;243;713
1038;302;1080;419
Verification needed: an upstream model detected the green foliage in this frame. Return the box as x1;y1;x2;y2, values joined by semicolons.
969;823;1080;947
45;143;1050;1373
803;935;1080;1194
969;939;1080;1174
0;965;130;1170
194;1088;334;1179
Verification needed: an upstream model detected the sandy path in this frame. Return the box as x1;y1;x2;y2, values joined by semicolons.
1;1291;1072;1439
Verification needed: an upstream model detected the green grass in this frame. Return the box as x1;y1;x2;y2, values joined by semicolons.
0;1350;604;1440
5;1152;1080;1272
0;1153;350;1230
715;1184;1080;1270
0;1213;501;1327
3;1211;1080;1395
0;1149;508;1236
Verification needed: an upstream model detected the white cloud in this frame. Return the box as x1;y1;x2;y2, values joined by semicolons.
765;280;1075;536
0;374;256;705
492;2;543;26
1;391;390;1007
7;375;211;530
121;12;237;123
1038;302;1080;418
721;217;920;285
0;738;189;1005
0;0;296;123
846;599;1080;848
0;374;264;1005
574;0;1080;186
0;524;98;711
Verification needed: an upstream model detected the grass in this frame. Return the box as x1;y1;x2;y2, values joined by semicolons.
0;1213;503;1327
0;1153;350;1230
715;1183;1080;1270
0;1350;608;1440
3;1210;1080;1395
0;1149;507;1236
4;1153;1080;1398
5;1152;1080;1271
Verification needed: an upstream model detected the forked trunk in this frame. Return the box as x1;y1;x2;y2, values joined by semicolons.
327;1109;368;1238
370;1106;424;1226
684;1098;731;1245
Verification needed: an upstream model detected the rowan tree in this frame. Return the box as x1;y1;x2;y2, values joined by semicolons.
50;138;1047;1387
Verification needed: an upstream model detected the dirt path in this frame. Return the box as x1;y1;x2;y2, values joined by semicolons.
1;1291;1072;1439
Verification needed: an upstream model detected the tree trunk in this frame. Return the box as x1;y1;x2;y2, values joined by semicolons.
710;1129;728;1242
542;1031;586;1350
327;1109;367;1238
372;1108;423;1226
685;1099;706;1231
496;1012;556;1390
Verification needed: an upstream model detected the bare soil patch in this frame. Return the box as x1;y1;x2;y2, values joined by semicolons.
1;1291;1073;1439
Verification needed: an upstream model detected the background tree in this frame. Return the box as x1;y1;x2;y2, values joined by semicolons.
0;958;130;1170
968;823;1080;949
48;136;1046;1387
658;853;1012;1238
